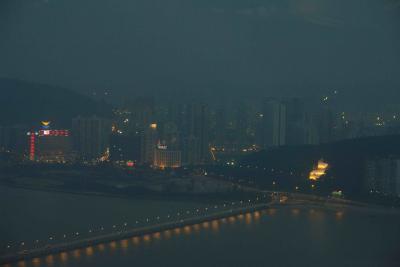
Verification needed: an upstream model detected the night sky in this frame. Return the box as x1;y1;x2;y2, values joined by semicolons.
0;0;399;100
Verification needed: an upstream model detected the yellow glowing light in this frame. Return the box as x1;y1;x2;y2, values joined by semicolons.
41;121;51;126
150;123;157;129
309;159;329;181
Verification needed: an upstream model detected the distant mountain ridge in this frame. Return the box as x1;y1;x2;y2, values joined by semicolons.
0;78;111;127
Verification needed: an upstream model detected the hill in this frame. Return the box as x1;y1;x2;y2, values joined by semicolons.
240;135;400;196
0;78;111;127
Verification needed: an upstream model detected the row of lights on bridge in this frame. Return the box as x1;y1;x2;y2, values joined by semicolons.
5;195;270;250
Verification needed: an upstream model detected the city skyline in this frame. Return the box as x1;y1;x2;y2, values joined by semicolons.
1;1;400;266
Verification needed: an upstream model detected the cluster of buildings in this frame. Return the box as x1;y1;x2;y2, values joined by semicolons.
1;94;400;171
2;118;112;164
365;157;400;197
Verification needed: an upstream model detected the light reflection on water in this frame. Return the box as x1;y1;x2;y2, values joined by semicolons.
96;244;105;252
192;224;200;232
268;208;277;216
109;241;117;251
72;249;80;259
336;211;344;220
211;220;219;231
142;234;151;243
183;226;191;235
59;252;68;263
152;232;161;240
31;258;40;267
85;246;94;256
44;255;53;266
5;208;350;267
131;236;140;246
291;208;300;216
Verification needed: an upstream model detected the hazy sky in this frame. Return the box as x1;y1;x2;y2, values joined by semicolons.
0;0;399;99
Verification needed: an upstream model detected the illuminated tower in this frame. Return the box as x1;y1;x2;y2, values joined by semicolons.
26;131;37;161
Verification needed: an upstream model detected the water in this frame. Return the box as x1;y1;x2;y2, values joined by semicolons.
1;186;400;267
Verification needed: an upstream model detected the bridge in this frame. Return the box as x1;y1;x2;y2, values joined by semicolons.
0;192;283;265
0;191;366;265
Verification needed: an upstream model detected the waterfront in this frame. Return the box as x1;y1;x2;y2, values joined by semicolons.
1;186;400;267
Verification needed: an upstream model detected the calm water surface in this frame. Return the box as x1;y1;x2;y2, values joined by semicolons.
1;186;400;267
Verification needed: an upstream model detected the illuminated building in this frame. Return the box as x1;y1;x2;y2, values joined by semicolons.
153;145;181;169
72;116;111;161
27;122;73;163
309;159;329;181
36;129;72;163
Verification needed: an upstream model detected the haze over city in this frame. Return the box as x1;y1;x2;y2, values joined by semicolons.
1;0;399;101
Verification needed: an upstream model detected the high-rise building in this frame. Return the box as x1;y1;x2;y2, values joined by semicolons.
284;98;306;145
181;103;210;165
365;157;400;197
0;125;26;153
109;132;141;163
261;98;287;148
72;116;111;161
124;97;155;132
140;123;158;164
214;106;227;148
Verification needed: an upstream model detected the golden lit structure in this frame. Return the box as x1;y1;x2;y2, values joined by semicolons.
41;121;51;127
309;159;329;180
153;148;181;169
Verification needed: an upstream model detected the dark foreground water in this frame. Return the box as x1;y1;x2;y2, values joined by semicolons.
1;186;400;267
